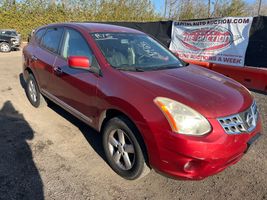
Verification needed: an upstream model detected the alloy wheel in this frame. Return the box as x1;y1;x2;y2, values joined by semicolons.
28;80;37;103
108;129;135;170
0;43;10;52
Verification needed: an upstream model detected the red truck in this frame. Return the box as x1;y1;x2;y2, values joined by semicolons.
182;59;267;93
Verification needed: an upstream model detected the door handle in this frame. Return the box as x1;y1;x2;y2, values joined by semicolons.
31;55;38;61
54;66;63;75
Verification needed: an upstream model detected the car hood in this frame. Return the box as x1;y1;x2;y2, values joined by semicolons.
122;65;253;118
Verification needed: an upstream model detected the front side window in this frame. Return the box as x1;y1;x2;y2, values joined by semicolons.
61;29;93;60
91;32;184;71
61;29;100;70
5;31;17;36
41;27;63;53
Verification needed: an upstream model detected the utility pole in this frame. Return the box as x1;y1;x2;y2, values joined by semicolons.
208;0;210;17
257;0;262;16
164;0;167;19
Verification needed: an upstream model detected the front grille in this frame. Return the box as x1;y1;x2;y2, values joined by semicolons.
218;101;259;134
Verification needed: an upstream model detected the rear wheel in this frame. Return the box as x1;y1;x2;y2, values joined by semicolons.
102;116;150;180
26;74;46;108
0;42;11;52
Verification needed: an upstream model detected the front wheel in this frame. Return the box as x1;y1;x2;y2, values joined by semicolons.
0;42;11;52
102;116;150;180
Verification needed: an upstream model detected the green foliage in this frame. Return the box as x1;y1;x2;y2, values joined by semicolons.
0;0;161;40
0;0;259;40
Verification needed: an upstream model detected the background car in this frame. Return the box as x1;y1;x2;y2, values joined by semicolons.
0;29;21;52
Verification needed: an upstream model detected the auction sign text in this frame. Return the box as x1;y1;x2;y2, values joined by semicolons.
169;17;253;67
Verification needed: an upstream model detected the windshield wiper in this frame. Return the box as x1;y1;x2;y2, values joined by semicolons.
115;64;180;72
148;65;180;71
115;66;145;72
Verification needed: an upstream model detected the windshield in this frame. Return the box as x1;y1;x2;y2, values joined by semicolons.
7;31;18;36
0;31;18;37
1;31;17;36
91;32;184;71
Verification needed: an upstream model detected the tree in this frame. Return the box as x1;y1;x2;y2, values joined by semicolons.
164;0;209;20
163;0;249;20
246;0;267;16
0;0;161;40
212;0;247;17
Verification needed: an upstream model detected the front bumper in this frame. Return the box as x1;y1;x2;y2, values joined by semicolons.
11;40;20;48
143;117;262;180
11;44;20;48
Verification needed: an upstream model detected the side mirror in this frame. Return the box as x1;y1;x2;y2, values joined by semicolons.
68;56;90;69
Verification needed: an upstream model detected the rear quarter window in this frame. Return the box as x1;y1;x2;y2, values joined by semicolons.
34;28;46;44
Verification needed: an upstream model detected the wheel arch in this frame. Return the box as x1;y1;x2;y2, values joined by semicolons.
23;66;40;88
24;66;33;79
99;107;150;167
0;39;9;43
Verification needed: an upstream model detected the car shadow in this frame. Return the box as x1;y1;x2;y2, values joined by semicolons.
0;101;44;199
19;73;106;162
19;73;27;90
47;101;106;161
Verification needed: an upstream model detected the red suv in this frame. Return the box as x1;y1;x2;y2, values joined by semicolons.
23;23;262;180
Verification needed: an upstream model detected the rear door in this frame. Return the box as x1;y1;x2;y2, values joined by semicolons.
48;28;100;125
32;27;64;91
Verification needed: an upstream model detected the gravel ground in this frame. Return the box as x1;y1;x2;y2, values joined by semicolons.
0;51;266;200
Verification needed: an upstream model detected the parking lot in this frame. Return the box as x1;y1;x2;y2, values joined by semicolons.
0;50;266;200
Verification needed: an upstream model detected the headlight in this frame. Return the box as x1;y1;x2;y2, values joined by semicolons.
154;97;211;136
10;38;17;44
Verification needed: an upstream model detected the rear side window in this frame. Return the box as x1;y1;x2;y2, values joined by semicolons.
41;27;63;53
34;28;46;44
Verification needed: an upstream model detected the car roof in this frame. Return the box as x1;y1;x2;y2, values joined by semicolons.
39;22;144;34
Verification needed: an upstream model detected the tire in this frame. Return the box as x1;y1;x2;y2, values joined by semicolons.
13;47;20;51
102;116;150;180
26;74;46;108
0;42;11;53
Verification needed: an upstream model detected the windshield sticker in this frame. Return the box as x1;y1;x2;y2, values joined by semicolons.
138;41;169;61
121;39;129;44
93;33;117;40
